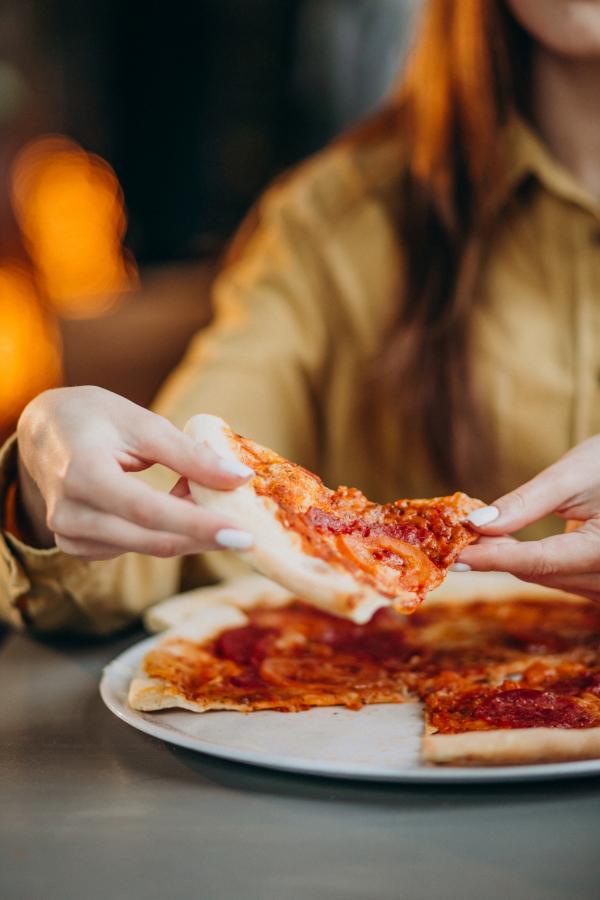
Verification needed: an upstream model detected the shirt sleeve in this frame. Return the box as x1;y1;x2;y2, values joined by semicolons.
0;181;334;634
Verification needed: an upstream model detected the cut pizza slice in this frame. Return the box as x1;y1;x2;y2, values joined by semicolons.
184;414;483;623
421;673;600;766
416;591;600;766
129;592;417;714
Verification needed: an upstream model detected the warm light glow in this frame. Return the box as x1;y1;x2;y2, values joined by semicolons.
11;135;138;318
0;264;62;429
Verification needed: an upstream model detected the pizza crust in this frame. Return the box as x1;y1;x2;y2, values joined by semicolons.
422;727;600;766
143;574;293;633
128;676;255;713
144;571;585;635
128;601;248;712
184;414;417;624
426;571;585;607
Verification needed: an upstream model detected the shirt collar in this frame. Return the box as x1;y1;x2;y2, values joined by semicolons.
486;114;600;221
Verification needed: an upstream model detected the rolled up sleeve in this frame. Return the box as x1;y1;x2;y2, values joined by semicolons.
0;434;186;634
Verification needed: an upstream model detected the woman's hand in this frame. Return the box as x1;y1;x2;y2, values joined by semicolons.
16;386;254;560
459;435;600;601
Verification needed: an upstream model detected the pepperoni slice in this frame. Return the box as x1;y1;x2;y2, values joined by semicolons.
473;688;594;729
216;625;275;666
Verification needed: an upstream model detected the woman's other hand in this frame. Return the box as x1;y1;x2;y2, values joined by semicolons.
15;386;254;560
458;435;600;601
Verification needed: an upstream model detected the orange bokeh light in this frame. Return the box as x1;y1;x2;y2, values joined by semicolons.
11;135;138;318
0;264;62;430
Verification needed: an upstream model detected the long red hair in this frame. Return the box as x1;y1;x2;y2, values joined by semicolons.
371;0;531;489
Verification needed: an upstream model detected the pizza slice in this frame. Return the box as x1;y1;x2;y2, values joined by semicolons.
415;594;600;765
184;414;483;623
421;666;600;766
419;594;600;765
129;594;417;713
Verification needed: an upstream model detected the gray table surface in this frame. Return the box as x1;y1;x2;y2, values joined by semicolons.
2;625;600;900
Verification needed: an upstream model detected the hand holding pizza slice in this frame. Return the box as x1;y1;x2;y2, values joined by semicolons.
457;433;600;604
184;415;483;623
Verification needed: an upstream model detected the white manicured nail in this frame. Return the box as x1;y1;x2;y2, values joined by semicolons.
217;457;254;479
215;528;254;550
449;563;471;572
467;505;500;527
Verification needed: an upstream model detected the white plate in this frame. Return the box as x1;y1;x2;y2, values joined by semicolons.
100;633;600;783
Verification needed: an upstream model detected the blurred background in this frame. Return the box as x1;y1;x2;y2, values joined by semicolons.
0;0;418;444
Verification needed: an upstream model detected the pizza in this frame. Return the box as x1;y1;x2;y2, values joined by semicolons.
184;415;483;622
129;574;600;766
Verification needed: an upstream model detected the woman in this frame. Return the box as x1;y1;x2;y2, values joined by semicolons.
3;0;600;633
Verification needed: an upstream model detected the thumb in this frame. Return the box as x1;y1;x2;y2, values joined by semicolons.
466;462;573;534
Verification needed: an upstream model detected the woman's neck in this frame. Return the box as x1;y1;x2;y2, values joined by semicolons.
532;48;600;198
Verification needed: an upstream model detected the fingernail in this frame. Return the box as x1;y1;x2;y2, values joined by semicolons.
467;505;500;527
215;528;254;550
217;457;254;479
449;563;471;572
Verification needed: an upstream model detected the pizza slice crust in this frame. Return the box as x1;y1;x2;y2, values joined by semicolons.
425;571;585;607
128;676;258;713
128;676;408;715
422;726;600;766
143;574;293;633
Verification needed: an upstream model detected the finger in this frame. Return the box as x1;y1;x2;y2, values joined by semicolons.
52;497;227;555
514;571;600;602
54;533;210;561
55;535;124;561
135;416;254;489
459;529;600;579
465;534;520;547
54;528;208;559
67;462;237;542
455;534;519;561
466;461;578;535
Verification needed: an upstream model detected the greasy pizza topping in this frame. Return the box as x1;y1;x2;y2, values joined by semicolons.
427;686;597;732
144;602;416;712
410;600;600;669
550;672;600;696
475;689;595;729
302;493;469;568
231;430;481;602
143;597;600;728
216;625;275;666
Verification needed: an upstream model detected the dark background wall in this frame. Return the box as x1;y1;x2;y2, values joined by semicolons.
0;0;417;439
12;0;415;262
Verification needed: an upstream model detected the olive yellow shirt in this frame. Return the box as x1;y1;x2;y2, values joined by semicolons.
2;116;600;634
